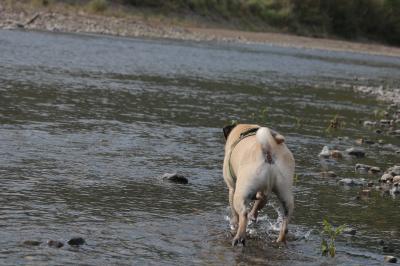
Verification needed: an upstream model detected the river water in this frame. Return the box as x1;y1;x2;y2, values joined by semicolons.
0;30;399;265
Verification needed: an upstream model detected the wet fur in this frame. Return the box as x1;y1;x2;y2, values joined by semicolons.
222;124;295;246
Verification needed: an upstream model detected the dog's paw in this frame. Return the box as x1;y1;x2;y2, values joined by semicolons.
232;237;245;247
247;213;257;223
275;238;287;246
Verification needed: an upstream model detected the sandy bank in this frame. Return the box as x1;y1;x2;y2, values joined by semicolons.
1;3;400;58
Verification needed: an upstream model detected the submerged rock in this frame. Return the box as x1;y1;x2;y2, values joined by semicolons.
67;237;86;246
339;178;366;186
22;240;42;246
47;240;64;248
343;227;357;235
320;171;337;177
162;173;188;184
346;147;366;158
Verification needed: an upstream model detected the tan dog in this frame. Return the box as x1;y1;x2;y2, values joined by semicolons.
222;124;295;246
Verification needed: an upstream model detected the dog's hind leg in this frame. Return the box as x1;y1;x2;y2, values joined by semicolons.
274;185;294;244
229;188;238;230
232;190;248;246
248;192;267;222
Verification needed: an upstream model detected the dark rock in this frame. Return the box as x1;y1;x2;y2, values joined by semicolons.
384;256;397;263
376;129;383;134
47;240;64;248
22;240;42;246
67;237;85;246
162;173;188;184
378;239;385;245
346;147;365;158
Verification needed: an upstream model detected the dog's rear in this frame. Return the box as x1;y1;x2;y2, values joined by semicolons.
223;124;295;246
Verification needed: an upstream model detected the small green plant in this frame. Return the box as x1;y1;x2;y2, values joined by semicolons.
87;0;108;13
325;114;344;133
373;109;387;119
321;219;345;257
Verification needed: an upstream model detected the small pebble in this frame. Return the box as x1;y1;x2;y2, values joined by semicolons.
320;171;337;177
346;147;365;158
369;167;381;174
162;173;189;184
330;150;343;159
47;240;64;248
384;256;397;263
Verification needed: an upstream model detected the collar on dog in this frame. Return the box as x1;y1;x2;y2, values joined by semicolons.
228;127;259;181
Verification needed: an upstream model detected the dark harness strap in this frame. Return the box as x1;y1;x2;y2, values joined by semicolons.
228;128;259;181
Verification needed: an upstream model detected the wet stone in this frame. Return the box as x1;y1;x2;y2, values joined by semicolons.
343;227;357;235
384;256;397;263
355;163;371;174
380;174;393;183
346;147;365;158
331;150;343;159
162;173;188;184
320;171;337;177
363;121;376;127
68;237;85;246
369;167;381;174
47;240;64;248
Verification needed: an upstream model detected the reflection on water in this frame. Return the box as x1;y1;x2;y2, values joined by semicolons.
0;30;399;265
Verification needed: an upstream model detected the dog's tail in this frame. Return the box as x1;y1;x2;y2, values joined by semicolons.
256;127;285;149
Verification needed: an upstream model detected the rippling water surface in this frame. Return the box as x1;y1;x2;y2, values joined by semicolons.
1;30;400;265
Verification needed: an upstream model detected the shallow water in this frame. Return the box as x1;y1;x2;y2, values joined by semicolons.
0;30;399;265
